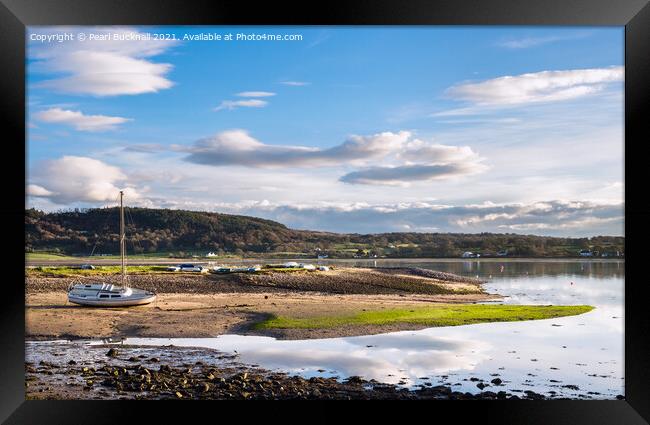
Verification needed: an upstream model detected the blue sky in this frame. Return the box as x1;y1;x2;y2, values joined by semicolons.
26;26;624;236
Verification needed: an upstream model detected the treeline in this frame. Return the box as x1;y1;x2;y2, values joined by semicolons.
25;208;625;258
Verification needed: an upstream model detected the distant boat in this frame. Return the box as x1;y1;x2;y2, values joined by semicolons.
67;191;156;307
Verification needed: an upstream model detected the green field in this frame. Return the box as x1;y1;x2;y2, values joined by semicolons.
26;265;174;277
25;252;78;261
26;251;189;261
254;304;594;330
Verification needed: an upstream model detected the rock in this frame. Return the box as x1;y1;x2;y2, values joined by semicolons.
616;395;625;400
175;391;183;398
490;378;503;385
345;376;364;385
476;383;488;390
106;348;119;358
524;390;544;400
149;357;160;363
68;360;77;365
562;385;580;390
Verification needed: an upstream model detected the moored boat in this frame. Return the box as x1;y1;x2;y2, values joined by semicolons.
67;282;156;307
67;191;157;307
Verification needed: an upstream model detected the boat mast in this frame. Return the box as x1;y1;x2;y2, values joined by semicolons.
120;190;126;286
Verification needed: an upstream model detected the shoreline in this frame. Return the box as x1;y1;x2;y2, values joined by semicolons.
26;291;502;340
24;265;614;401
25;266;601;341
26;342;555;400
26;266;500;340
26;256;625;267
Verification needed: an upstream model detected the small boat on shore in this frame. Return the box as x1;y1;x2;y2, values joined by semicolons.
67;191;157;307
67;282;156;307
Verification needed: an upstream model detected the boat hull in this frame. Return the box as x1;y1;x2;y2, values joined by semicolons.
68;293;156;307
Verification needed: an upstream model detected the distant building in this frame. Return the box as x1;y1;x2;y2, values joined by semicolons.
579;249;593;257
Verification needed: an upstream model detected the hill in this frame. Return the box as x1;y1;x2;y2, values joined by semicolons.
25;207;625;258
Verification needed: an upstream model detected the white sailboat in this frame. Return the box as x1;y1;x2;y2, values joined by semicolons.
67;191;157;307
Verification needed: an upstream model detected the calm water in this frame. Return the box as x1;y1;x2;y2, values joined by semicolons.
31;260;626;399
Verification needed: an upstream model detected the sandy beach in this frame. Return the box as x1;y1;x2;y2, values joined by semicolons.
26;267;500;340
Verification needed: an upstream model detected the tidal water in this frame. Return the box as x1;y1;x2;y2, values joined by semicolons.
29;260;625;399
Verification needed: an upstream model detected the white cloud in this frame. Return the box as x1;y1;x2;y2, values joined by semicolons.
33;108;132;132
27;184;53;197
497;216;621;231
29;27;178;96
280;81;310;86
183;130;407;167
496;32;593;49
236;91;276;97
213;99;268;111
181;130;486;185
444;66;623;107
124;198;622;236
28;156;140;204
498;36;565;49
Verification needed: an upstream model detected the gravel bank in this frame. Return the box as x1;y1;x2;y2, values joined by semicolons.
26;267;485;296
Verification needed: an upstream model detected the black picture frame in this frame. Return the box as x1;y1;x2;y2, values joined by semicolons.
1;0;648;423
